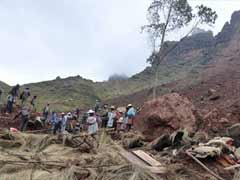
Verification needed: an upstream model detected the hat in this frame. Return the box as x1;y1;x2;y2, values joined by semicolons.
127;104;133;107
61;112;65;115
110;106;115;109
88;109;95;114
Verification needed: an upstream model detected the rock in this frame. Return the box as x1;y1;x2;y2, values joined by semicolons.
209;95;220;101
208;88;217;96
227;123;240;137
123;137;144;149
219;118;229;123
135;93;200;140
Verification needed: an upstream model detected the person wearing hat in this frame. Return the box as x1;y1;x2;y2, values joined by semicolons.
107;106;116;128
87;110;98;135
126;104;136;131
116;109;125;133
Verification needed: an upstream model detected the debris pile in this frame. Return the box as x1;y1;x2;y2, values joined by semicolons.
0;129;160;180
135;93;200;140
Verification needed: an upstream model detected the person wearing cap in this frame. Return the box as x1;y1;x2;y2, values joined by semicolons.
107;106;116;128
87;110;98;135
126;104;136;131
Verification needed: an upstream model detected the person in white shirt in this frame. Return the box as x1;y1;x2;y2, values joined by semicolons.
87;110;98;135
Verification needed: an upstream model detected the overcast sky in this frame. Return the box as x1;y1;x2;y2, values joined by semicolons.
0;0;240;85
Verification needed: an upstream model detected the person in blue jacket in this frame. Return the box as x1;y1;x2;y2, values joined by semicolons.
126;104;136;131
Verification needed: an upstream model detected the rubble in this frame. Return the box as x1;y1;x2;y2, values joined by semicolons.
135;93;200;140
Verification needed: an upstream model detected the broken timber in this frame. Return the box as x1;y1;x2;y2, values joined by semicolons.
132;150;161;167
186;150;226;180
119;148;166;174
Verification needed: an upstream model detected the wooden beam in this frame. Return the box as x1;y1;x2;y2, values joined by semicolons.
132;150;161;167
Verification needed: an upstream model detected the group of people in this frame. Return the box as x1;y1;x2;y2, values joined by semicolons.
5;84;37;114
45;102;137;136
85;103;137;135
1;84;137;135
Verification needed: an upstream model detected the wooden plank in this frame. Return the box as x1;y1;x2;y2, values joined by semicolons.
132;150;161;167
119;149;166;174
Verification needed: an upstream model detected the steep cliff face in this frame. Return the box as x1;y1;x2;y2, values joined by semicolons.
215;10;240;44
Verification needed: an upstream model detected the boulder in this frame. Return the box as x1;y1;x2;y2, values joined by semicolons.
135;93;200;140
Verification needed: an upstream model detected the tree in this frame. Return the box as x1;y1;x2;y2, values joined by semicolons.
142;0;217;99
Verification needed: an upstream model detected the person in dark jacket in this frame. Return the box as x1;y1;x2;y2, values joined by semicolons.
30;95;37;112
101;104;109;128
6;94;14;114
9;84;20;98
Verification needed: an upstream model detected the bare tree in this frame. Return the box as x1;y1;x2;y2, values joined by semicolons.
142;0;218;99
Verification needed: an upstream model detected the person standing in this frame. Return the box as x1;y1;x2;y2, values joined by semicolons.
43;103;50;122
53;113;62;135
9;84;20;101
50;111;57;133
61;113;68;133
87;110;98;135
126;104;136;131
107;106;116;128
100;104;109;128
30;95;37;112
20;87;31;106
94;100;100;113
116;110;125;133
6;94;14;114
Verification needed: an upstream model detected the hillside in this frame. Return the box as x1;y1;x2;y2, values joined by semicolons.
1;10;240;111
108;10;240;114
0;81;10;97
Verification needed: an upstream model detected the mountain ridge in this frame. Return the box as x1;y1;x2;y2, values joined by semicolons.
1;10;240;110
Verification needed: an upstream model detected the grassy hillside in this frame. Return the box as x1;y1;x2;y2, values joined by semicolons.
0;81;10;102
